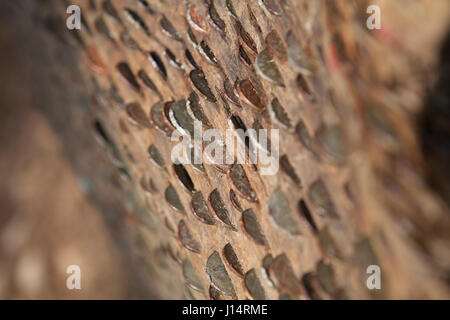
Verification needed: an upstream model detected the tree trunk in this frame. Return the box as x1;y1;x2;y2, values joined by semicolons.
1;0;449;299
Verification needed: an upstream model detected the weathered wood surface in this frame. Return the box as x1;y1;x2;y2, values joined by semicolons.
2;0;450;299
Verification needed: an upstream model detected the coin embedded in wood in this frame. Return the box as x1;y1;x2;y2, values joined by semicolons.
165;184;185;213
302;272;326;300
178;220;201;253
296;74;313;101
185;49;201;69
168;100;195;137
239;45;254;66
209;285;223;300
173;163;195;193
295;119;314;153
315;124;347;164
137;0;154;14
120;31;141;51
309;179;339;219
229;189;243;212
123;8;150;36
94;16;115;44
266;30;287;61
191;191;216;225
244;269;267;300
261;0;283;16
297;199;318;233
279;155;301;186
237;79;265;112
148;144;165;168
317;227;342;259
198;40;219;65
189;70;217;102
183;258;204;291
228;164;258;202
316;260;338;296
223;243;244;276
209;189;235;229
208;1;226;34
187;4;209;35
102;0;122;25
242;209;267;246
150;102;173;136
270;253;302;296
164;49;183;70
117;62;141;93
160;15;182;41
269;98;292;130
267;187;301;235
261;254;275;287
187;92;212;128
206;251;235;296
256;50;285;87
223;77;241;106
126;102;151;128
148;51;168;80
138;70;160;97
237;23;258;56
225;0;238;19
287;30;314;75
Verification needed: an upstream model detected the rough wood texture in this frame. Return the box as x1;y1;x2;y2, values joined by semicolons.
2;0;449;299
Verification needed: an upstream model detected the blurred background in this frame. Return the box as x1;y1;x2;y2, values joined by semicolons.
0;1;155;299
